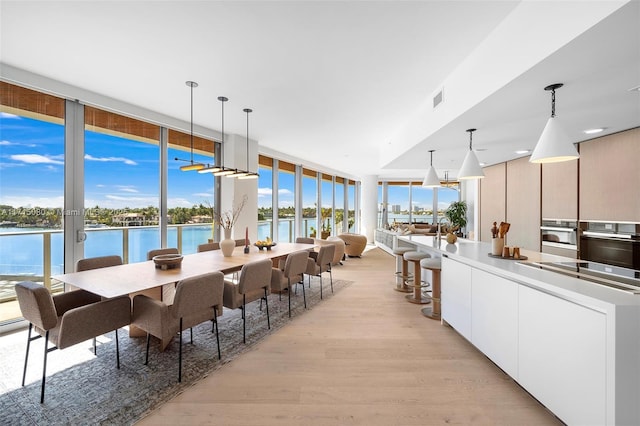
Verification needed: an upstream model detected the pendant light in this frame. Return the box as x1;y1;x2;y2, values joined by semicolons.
176;81;205;171
238;108;259;180
458;128;484;179
422;149;440;187
530;83;579;163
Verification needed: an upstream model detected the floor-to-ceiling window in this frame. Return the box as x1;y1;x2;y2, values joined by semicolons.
320;173;334;238
167;129;217;253
387;182;410;226
411;183;434;224
257;155;273;241
302;167;317;238
335;177;345;234
277;160;295;242
0;82;65;324
347;180;356;232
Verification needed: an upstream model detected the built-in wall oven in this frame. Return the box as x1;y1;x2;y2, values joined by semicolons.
541;219;578;249
580;222;640;270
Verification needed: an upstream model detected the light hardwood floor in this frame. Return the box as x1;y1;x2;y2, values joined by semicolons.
137;246;562;425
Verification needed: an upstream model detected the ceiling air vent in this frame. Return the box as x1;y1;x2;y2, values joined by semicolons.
433;88;444;109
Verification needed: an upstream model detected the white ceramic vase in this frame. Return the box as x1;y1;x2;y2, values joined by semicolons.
220;228;235;257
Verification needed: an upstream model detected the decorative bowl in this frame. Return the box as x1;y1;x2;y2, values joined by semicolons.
152;254;183;270
254;242;277;251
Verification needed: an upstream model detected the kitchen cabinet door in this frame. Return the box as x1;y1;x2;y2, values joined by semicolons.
506;157;541;251
542;160;578;220
441;257;472;341
471;268;518;378
479;163;506;243
518;285;606;425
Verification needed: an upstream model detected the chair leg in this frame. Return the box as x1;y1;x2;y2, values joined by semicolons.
93;337;97;355
213;306;221;360
243;294;246;344
264;288;270;330
329;267;334;294
190;327;193;345
145;333;151;365
178;318;183;383
40;331;49;404
22;323;33;387
319;274;323;299
302;277;307;308
287;278;292;317
115;329;120;369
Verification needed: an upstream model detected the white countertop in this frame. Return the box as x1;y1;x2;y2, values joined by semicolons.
397;235;640;310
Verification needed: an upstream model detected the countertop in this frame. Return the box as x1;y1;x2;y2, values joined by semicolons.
397;235;640;310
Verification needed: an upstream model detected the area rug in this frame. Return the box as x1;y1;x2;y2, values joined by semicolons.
0;277;352;425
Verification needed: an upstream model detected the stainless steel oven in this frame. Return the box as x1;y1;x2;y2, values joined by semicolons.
541;219;577;250
580;222;640;270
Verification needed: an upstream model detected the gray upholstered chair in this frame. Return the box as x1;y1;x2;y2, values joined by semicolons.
147;247;179;260
295;237;314;244
76;255;123;271
223;258;272;343
306;243;335;299
15;281;131;403
197;242;220;252
132;271;225;382
270;250;309;317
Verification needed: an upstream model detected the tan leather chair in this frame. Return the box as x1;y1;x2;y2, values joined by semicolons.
197;242;220;252
338;233;367;257
132;271;225;382
223;259;272;343
147;248;179;260
306;243;335;299
326;236;346;265
76;255;123;271
295;237;314;244
270;250;309;317
15;281;131;403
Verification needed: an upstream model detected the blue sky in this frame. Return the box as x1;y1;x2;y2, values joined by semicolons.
1;112;457;211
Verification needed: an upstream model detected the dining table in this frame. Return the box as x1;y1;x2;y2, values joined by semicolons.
51;242;315;347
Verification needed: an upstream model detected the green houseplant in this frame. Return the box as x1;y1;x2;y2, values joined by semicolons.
445;201;467;236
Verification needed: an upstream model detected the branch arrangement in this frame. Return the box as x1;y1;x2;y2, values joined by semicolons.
214;195;247;230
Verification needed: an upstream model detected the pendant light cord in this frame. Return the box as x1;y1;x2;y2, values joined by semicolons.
190;83;194;163
551;88;556;118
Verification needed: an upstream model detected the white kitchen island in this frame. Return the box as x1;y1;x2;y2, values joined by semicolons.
397;235;640;426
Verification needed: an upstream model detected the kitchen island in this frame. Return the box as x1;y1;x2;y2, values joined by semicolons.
397;235;640;426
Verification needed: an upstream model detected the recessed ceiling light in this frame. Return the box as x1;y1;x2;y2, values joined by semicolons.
479;162;486;166
584;128;605;134
515;149;530;154
628;85;640;92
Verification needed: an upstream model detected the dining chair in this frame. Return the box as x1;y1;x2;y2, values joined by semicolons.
197;242;220;252
270;250;309;317
295;237;314;244
147;247;179;260
305;244;335;299
223;258;272;343
15;281;131;403
76;255;123;271
131;271;225;383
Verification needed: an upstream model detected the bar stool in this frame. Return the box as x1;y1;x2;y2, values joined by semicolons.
403;251;431;304
393;247;413;293
420;258;441;319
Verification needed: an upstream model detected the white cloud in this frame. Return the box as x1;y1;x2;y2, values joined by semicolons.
85;154;137;165
258;187;272;197
117;186;138;193
0;112;20;119
278;189;293;196
193;192;213;197
0;195;64;208
10;154;64;165
0;140;13;145
167;197;196;208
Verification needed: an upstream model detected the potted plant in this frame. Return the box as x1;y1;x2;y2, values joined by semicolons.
445;201;467;237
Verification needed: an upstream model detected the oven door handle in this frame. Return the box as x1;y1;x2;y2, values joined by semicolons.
540;226;577;232
582;231;632;240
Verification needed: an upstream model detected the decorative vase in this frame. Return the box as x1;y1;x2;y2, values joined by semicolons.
491;237;504;256
220;228;235;257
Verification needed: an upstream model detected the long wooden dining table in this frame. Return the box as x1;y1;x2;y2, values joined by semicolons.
51;242;315;347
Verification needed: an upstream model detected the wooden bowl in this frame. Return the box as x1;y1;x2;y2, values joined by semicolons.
254;242;277;251
152;254;183;270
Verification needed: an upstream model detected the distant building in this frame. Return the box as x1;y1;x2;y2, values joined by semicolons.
392;204;401;214
112;213;158;227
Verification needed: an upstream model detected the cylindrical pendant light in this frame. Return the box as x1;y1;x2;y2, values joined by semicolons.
530;83;579;163
458;128;484;179
422;149;440;187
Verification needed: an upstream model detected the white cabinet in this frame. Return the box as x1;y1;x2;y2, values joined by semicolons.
518;285;606;426
441;257;472;341
471;268;518;378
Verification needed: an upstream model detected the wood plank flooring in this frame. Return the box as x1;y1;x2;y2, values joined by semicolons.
137;246;562;425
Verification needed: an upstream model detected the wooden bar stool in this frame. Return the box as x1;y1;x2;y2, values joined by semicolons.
393;247;413;293
420;258;441;319
403;251;431;304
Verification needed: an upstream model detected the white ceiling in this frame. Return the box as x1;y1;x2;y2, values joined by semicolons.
1;1;639;181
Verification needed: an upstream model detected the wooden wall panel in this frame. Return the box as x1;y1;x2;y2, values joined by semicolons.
542;160;578;220
579;128;640;222
479;163;506;242
506;157;541;251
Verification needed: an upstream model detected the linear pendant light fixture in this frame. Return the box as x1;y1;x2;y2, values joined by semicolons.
237;108;259;180
422;149;440;187
458;128;484;179
176;81;205;171
530;83;579;163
